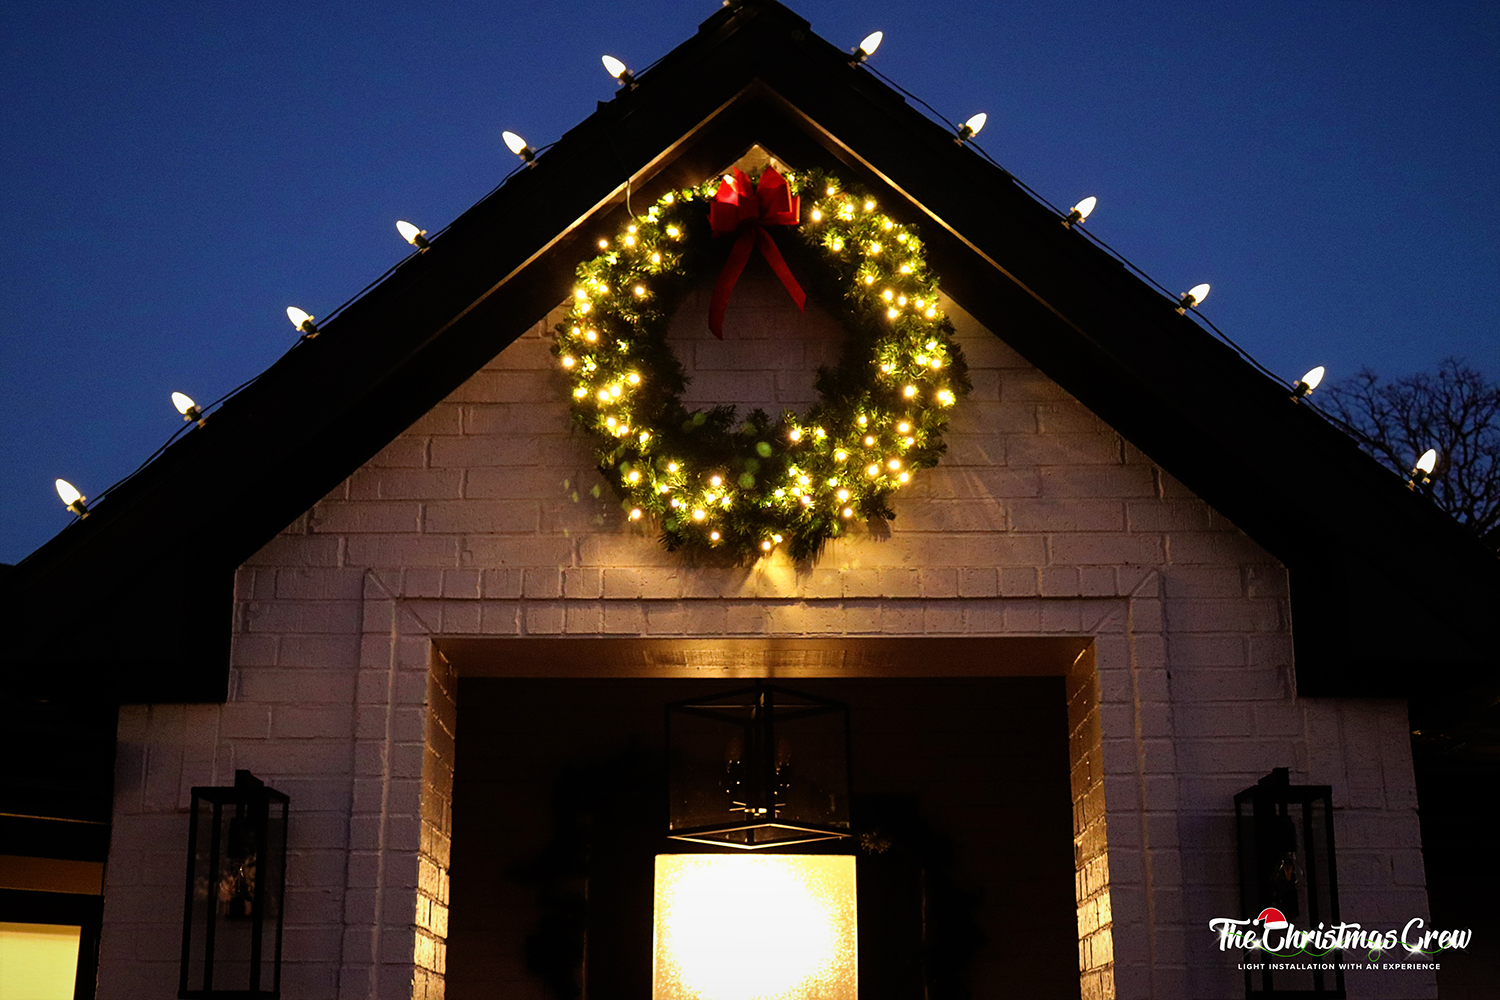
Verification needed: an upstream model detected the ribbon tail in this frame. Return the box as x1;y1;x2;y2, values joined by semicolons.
709;229;757;339
755;227;806;312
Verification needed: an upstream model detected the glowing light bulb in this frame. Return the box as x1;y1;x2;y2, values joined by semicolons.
958;112;987;142
396;220;430;250
867;464;880;477
852;30;883;63
1063;196;1097;228
601;55;634;85
1408;447;1439;490
171;392;203;422
1177;283;1211;313
693;509;706;521
710;531;720;541
834;450;848;462
762;539;774;551
55;478;85;510
630;508;643;520
903;385;917;398
287;306;318;337
502;130;534;163
710;475;722;487
842;507;854;518
1292;366;1325;399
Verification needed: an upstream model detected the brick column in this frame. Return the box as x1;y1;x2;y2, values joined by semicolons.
1068;644;1116;1000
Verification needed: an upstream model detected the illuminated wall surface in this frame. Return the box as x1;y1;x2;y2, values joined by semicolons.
0;922;80;1000
652;854;857;1000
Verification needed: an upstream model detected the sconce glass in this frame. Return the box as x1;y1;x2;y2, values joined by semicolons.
1234;768;1342;996
666;684;851;849
179;771;289;998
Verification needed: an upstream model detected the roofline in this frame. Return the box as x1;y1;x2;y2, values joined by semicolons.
2;0;1494;718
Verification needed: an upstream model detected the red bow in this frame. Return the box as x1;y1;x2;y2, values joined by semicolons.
707;167;806;339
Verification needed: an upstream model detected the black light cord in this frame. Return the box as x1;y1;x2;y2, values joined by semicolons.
862;62;1364;434
78;142;556;514
70;53;1377;521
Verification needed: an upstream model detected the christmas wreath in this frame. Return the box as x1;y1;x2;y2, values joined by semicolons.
552;166;970;561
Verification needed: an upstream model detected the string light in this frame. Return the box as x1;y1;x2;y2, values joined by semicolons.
287;306;318;338
502;130;535;165
851;30;883;64
956;112;987;143
55;479;88;517
1063;196;1097;229
1409;448;1438;491
552;169;970;560
171;392;203;423
1176;283;1211;314
396;220;430;251
601;54;635;87
1291;366;1325;401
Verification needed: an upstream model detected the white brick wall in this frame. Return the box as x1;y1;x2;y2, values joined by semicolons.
99;273;1434;999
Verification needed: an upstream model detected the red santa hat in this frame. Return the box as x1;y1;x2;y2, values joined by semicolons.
1257;907;1289;931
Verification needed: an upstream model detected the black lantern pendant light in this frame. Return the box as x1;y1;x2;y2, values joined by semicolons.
666;683;851;849
179;770;289;998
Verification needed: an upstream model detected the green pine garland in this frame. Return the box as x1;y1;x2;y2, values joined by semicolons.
551;168;971;561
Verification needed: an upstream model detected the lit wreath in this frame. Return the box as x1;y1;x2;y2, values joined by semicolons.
552;167;970;561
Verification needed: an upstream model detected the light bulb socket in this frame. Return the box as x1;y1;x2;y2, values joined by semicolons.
849;48;869;65
1062;209;1084;228
955;125;975;144
1291;381;1312;400
183;405;203;422
68;499;89;518
1407;469;1432;491
298;319;319;339
616;69;636;87
517;146;535;165
1175;294;1197;314
411;232;431;251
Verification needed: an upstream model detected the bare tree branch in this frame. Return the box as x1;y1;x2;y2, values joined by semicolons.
1322;358;1500;543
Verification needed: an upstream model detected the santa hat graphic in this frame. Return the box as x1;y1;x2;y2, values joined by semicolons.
1257;907;1289;931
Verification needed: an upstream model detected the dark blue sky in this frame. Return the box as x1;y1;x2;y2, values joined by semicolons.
3;1;1496;563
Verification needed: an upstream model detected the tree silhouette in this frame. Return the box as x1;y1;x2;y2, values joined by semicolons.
1322;358;1500;544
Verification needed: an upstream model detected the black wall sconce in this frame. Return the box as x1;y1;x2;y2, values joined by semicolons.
1235;767;1343;997
180;770;289;998
666;683;851;848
